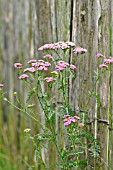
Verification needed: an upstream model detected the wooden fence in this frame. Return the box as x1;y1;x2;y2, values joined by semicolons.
0;0;113;170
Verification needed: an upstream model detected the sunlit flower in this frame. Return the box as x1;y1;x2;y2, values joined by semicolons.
24;128;31;133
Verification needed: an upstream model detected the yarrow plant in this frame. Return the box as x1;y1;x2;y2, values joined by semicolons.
1;41;111;169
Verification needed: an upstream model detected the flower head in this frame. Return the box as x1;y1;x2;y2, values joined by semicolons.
28;59;37;64
43;54;53;59
38;41;75;51
96;53;103;58
0;84;4;87
14;63;22;69
24;67;35;73
19;74;29;79
79;122;84;127
69;64;76;70
99;64;108;68
45;77;56;83
73;46;87;54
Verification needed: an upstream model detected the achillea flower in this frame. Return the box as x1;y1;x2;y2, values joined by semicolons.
0;84;4;87
57;61;69;67
55;65;65;71
74;116;80;120
19;74;29;79
32;62;40;67
73;46;87;54
38;41;75;51
96;53;103;58
99;64;108;68
104;59;113;64
14;63;22;69
63;116;76;126
63;114;70;119
24;67;35;73
43;54;53;59
69;64;76;70
28;59;37;64
64;121;71;126
79;122;84;127
37;66;48;71
44;62;51;67
45;77;56;82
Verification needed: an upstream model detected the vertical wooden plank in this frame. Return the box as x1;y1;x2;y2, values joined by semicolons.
108;1;113;170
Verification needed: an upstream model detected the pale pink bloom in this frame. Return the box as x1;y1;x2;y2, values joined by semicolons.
37;66;48;71
57;61;69;67
63;114;70;119
55;65;65;71
64;120;71;126
104;59;113;64
70;64;76;70
38;60;45;63
74;116;80;120
19;74;28;79
24;67;35;73
0;84;4;87
28;59;37;64
14;63;22;68
68;117;76;122
73;46;87;54
45;77;56;82
32;62;40;67
38;41;75;51
79;122;84;127
99;64;108;68
96;53;103;57
66;42;75;47
43;54;53;59
44;62;51;67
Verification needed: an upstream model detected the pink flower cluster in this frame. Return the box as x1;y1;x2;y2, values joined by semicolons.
99;56;113;68
55;60;76;71
96;53;103;58
45;77;56;83
31;60;51;71
19;74;29;79
38;41;75;50
28;59;37;64
0;83;4;87
24;67;35;73
43;54;53;59
73;46;87;54
14;63;22;69
63;115;84;127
